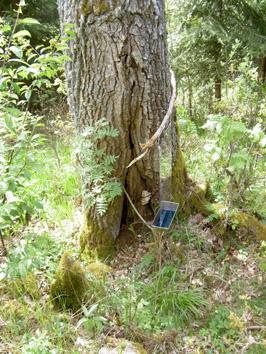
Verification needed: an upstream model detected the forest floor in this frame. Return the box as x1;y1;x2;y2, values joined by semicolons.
0;143;265;353
0;206;265;353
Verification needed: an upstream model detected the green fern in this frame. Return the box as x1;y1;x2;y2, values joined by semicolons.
76;119;122;216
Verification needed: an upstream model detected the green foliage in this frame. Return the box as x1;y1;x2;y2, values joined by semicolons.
167;0;266;119
76;304;106;336
21;329;57;354
0;0;59;45
32;144;79;222
200;306;239;352
0;111;44;230
201;67;266;214
111;265;207;331
0;232;61;280
75;118;122;216
179;58;266;218
0;16;76;237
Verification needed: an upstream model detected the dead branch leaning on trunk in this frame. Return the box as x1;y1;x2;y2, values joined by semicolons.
127;69;176;169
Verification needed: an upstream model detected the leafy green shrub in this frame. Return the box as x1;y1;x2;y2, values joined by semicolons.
0;16;74;238
0;232;61;281
0;110;45;229
179;58;266;219
202;113;266;216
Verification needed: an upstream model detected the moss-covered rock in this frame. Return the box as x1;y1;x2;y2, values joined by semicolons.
23;272;41;300
0;299;29;321
211;204;266;240
87;261;112;278
231;211;266;241
50;252;88;311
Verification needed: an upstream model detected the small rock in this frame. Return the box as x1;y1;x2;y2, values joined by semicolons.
99;339;146;354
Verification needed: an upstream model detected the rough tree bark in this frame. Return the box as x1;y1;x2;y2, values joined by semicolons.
58;0;175;257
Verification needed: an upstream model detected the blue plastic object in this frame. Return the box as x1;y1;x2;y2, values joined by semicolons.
152;201;178;230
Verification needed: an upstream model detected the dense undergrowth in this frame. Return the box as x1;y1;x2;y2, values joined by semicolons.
1;188;266;352
0;133;265;352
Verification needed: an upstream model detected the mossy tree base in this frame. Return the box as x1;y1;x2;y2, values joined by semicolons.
79;213;115;259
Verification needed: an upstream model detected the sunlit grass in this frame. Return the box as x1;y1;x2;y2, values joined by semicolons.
29;142;79;223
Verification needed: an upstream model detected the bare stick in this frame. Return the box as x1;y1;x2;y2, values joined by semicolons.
247;325;266;330
141;69;176;150
126;149;148;169
124;70;176;231
126;70;176;169
0;230;7;256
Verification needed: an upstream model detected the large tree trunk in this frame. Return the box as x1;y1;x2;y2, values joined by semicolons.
261;57;266;83
58;0;173;257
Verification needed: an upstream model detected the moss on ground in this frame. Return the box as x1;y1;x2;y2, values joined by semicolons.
50;252;88;311
4;272;40;300
87;261;112;278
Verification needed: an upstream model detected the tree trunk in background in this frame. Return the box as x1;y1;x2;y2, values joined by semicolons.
214;78;221;100
58;0;173;257
214;0;223;101
188;76;193;118
261;57;266;83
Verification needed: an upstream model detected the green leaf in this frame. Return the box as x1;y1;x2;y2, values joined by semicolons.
18;18;40;25
222;120;247;143
1;24;11;33
25;90;32;101
9;58;29;66
9;46;23;59
13;30;31;38
229;152;249;171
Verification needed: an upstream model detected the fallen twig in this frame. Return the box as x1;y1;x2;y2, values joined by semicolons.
247;325;266;330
